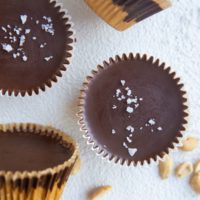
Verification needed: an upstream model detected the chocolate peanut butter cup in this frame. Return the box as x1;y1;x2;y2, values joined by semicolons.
0;0;74;96
85;0;171;31
0;123;79;200
78;53;188;166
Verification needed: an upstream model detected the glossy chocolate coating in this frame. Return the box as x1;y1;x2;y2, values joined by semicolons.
0;130;73;172
0;0;73;94
112;0;162;22
84;57;187;163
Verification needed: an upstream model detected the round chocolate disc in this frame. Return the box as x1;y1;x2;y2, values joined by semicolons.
0;0;74;95
81;54;188;164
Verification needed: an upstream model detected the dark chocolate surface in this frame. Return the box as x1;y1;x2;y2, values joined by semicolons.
0;130;73;172
0;0;73;94
112;0;162;22
84;57;187;163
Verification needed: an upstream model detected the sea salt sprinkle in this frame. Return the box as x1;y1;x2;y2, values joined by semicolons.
148;118;156;125
120;80;126;86
157;127;163;131
22;55;28;62
1;26;7;32
0;14;55;63
126;125;134;133
112;129;116;135
116;89;121;97
126;106;134;113
20;15;28;24
41;16;55;36
128;148;137;157
19;35;25;46
1;43;13;52
123;142;128;149
25;29;31;34
111;80;164;158
44;56;53;62
126;136;132;143
40;43;47;48
112;105;117;110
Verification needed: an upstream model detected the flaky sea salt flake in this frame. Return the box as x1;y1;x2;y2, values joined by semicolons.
44;56;53;62
157;127;163;131
126;125;134;133
19;35;26;46
148;118;156;126
14;27;20;35
22;55;28;62
116;89;121;97
20;15;28;24
112;105;117;110
127;89;132;96
126;106;134;113
41;23;55;36
1;26;7;32
126;137;132;143
112;129;116;135
25;29;31;34
40;43;47;48
1;43;13;52
128;148;137;157
127;98;137;104
123;142;128;149
120;80;126;86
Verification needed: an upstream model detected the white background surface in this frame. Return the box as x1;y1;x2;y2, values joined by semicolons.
0;0;200;199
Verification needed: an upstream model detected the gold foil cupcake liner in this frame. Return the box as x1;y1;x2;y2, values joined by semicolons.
85;0;171;31
0;123;79;200
1;0;75;97
77;53;188;166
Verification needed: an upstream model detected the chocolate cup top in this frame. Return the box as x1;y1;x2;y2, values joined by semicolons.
0;130;72;172
0;124;78;174
78;53;188;165
0;0;74;96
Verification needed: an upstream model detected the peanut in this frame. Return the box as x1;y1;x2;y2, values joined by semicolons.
175;162;193;178
190;172;200;194
179;137;199;151
159;155;173;179
194;160;200;173
88;186;112;200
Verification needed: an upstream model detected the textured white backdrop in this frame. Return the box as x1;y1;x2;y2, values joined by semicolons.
0;0;200;199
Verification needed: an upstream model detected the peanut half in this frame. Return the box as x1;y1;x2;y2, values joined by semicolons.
88;186;112;200
175;162;193;178
179;137;199;151
194;160;200;173
159;155;173;179
190;172;200;194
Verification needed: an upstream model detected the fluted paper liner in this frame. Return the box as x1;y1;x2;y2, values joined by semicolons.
77;53;188;166
0;123;79;200
0;0;75;97
85;0;171;31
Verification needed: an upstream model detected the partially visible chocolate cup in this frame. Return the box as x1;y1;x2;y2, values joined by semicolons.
0;123;79;200
78;53;188;166
85;0;171;31
0;0;74;96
